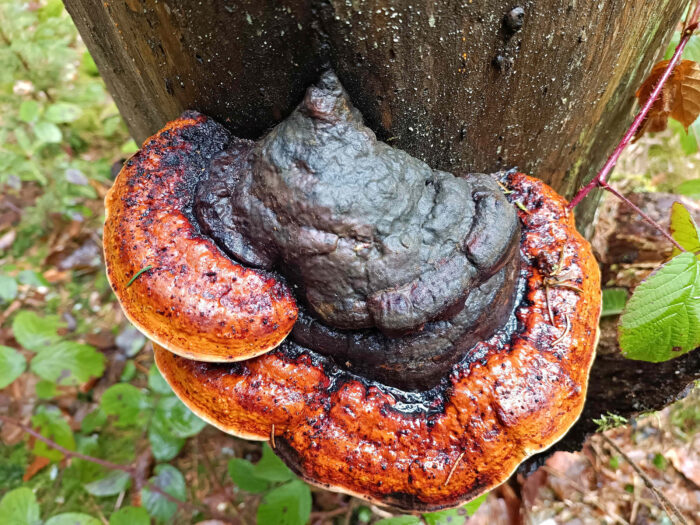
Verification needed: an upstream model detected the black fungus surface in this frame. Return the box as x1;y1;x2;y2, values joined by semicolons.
195;72;521;389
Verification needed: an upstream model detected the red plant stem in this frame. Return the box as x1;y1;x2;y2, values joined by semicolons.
0;414;131;472
568;2;700;211
599;181;686;252
0;414;237;523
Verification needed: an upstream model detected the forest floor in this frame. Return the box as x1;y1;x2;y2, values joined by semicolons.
0;2;699;524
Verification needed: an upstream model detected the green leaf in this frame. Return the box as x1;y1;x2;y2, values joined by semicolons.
0;487;41;525
253;444;295;482
670;202;700;256
423;508;466;525
109;507;150;525
619;253;700;361
35;380;57;399
18;100;41;123
228;458;271;493
31;406;75;461
84;470;131;497
120;139;138;154
147;364;172;395
669;119;698;155
16;270;49;288
120;360;136;382
375;518;422;525
677;179;700;199
154;396;206;438
601;288;628;317
34;121;62;143
101;384;149;427
0;275;18;302
0;345;26;389
141;465;186;522
30;341;105;385
12;311;64;351
45;514;101;525
81;408;107;433
147;414;185;461
257;480;311;525
609;455;620;470
464;494;487;516
45;103;83;124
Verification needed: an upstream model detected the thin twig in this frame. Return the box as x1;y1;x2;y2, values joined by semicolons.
599;434;689;525
568;0;700;210
444;451;465;486
0;415;131;472
600;181;687;253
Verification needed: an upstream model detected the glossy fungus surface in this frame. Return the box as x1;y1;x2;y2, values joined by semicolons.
104;74;601;511
194;72;520;388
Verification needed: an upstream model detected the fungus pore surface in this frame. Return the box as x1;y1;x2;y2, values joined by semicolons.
104;72;601;511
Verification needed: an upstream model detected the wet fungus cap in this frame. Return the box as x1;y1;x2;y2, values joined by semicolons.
195;72;521;389
104;73;601;511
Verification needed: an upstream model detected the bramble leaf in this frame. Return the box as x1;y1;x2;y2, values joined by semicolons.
0;345;26;388
670;201;700;256
141;465;186;522
601;288;628;317
12;311;64;352
0;274;18;302
257;480;311;525
153;396;206;439
101;384;149;427
109;507;150;525
464;494;488;516
31;406;75;461
45;513;101;525
228;458;271;493
84;470;131;497
253;444;295;482
147;414;185;462
375;517;421;525
677;179;700;199
30;341;105;386
0;487;41;525
619;252;700;361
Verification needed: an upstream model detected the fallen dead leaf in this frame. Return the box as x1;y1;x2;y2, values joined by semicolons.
635;59;700;141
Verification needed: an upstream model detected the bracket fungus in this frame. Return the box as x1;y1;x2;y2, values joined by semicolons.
104;72;601;511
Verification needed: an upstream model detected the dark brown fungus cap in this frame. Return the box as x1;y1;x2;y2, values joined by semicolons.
105;74;600;511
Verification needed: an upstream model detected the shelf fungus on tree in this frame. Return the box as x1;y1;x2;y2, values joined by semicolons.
104;72;601;511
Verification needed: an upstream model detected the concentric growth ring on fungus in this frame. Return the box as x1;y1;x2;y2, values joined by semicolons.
105;75;600;512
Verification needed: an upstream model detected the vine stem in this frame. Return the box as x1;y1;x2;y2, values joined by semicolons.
599;181;686;253
599;433;689;525
0;414;237;524
567;0;700;211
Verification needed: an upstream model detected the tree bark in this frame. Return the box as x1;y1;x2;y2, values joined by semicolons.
65;0;697;459
64;0;686;229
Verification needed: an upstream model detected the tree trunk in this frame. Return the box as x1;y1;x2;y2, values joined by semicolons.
64;0;686;229
65;0;697;459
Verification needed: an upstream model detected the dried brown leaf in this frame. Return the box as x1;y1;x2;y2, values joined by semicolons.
635;59;700;141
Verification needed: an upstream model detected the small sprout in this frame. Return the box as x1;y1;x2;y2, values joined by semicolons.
496;180;513;194
515;201;530;213
126;265;153;287
609;455;620;470
444;451;465;486
593;412;628;432
551;314;571;346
